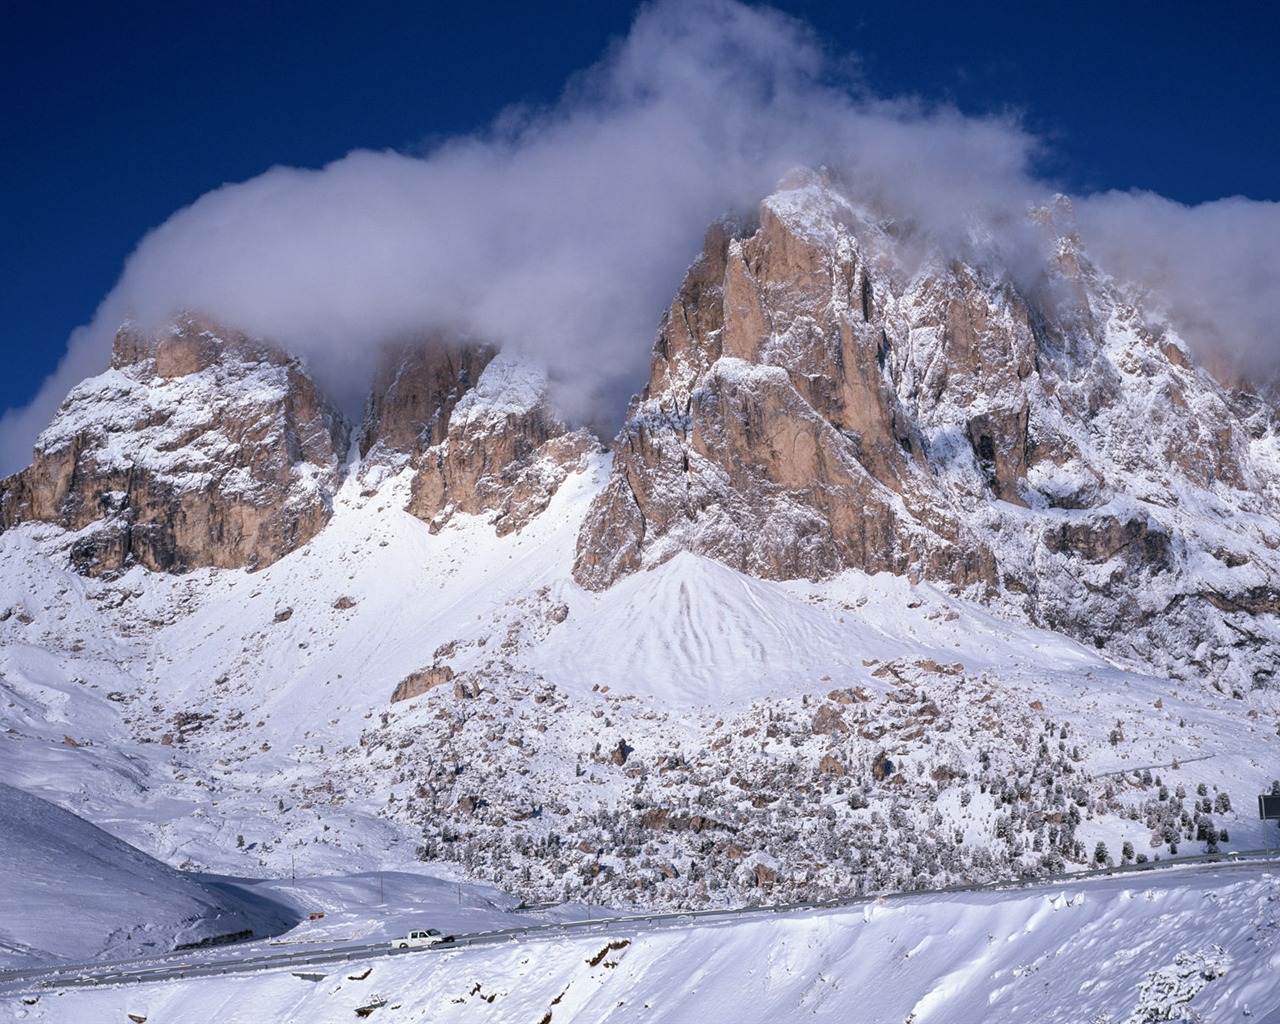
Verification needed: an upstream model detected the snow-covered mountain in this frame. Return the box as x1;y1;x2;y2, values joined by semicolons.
0;314;348;575
1;172;1278;984
576;171;1280;693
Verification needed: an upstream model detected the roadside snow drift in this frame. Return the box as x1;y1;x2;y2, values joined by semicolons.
5;864;1278;1024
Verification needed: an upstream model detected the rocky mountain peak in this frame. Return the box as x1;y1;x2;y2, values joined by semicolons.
405;352;599;536
574;173;1280;691
110;312;291;378
357;336;496;461
0;314;350;575
358;342;598;536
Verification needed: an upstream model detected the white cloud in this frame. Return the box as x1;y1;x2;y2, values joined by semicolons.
2;0;1276;475
1075;190;1280;380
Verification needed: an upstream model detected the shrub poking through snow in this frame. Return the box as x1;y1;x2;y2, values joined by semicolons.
1125;946;1229;1023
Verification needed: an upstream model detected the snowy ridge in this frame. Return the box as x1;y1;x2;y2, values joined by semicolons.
531;550;1099;706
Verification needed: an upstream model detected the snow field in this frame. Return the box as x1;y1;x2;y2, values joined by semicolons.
1;443;1278;981
7;865;1278;1023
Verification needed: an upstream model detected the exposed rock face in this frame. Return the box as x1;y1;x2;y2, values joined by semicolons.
408;398;596;537
575;171;1280;689
390;665;454;704
0;315;349;575
362;345;597;536
357;338;495;460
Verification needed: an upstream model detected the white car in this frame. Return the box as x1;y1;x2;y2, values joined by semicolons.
390;928;451;949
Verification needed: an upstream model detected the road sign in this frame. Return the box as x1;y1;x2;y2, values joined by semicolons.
1259;794;1280;821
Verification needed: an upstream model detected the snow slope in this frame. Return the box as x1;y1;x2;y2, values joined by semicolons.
532;549;1107;705
0;783;291;966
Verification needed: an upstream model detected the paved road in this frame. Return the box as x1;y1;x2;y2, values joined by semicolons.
1;850;1274;994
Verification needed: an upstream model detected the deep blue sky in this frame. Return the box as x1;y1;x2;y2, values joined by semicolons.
3;0;1277;425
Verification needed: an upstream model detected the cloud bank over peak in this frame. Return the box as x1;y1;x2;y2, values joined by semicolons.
1074;190;1280;382
2;0;1276;475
